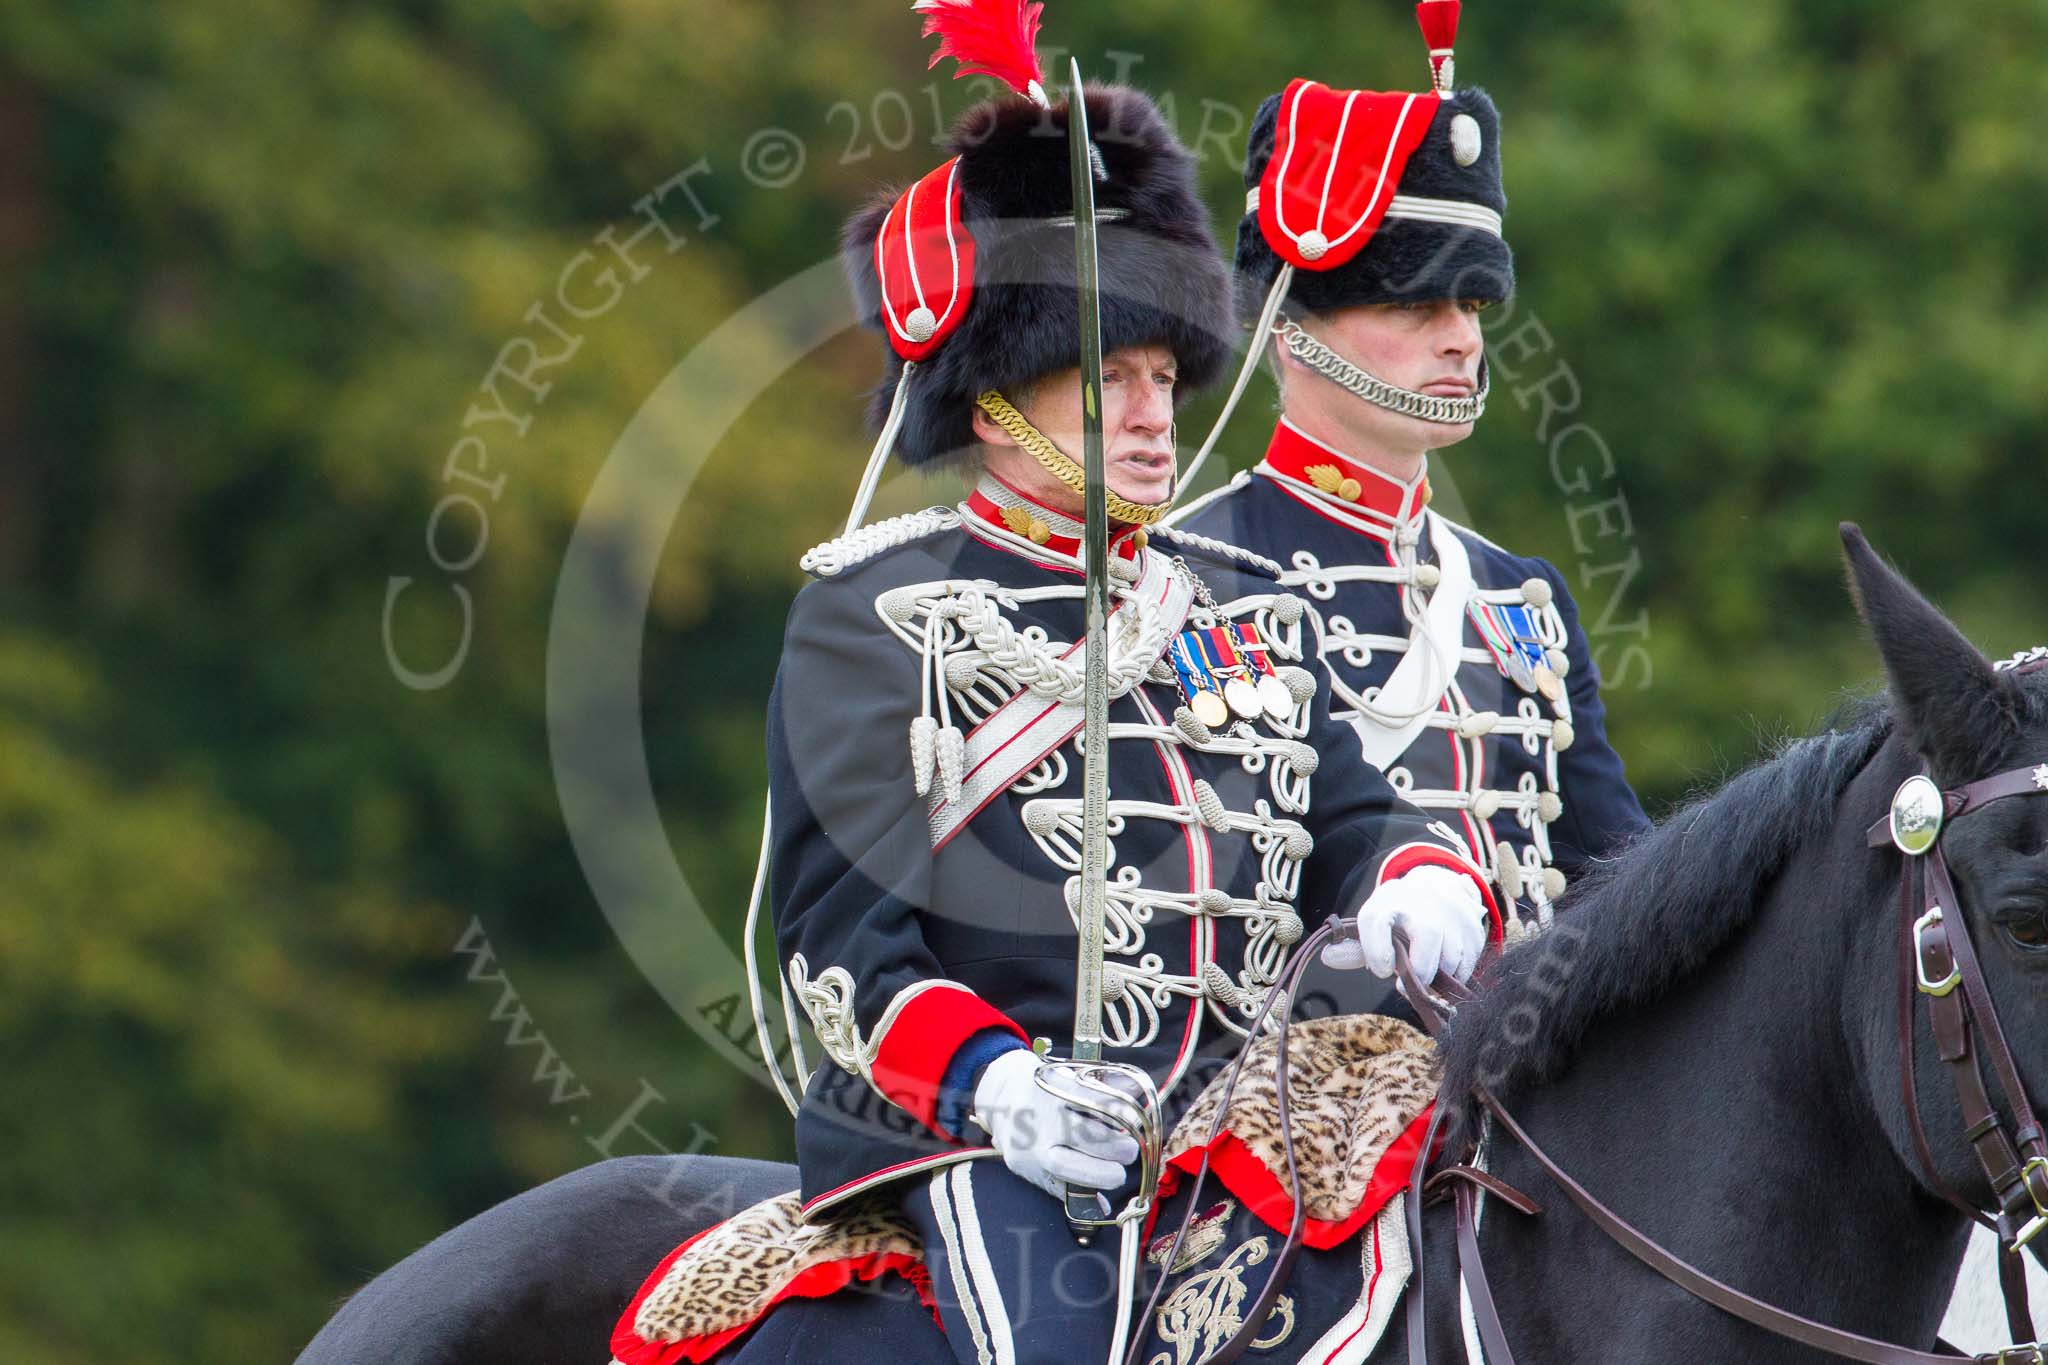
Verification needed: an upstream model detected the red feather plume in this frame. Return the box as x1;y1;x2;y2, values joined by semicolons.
913;0;1047;103
1415;0;1461;50
1415;0;1461;92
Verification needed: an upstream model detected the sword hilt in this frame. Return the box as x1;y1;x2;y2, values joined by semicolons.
1031;1056;1163;1245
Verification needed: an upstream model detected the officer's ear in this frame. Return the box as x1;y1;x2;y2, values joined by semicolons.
971;401;1021;450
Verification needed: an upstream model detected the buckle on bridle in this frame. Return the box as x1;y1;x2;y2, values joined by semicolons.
2008;1157;2048;1252
1991;1345;2045;1364
1914;908;1963;997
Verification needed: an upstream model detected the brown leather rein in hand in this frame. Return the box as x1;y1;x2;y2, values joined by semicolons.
1392;750;2048;1365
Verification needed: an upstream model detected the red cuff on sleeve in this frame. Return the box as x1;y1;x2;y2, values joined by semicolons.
869;982;1029;1136
1375;841;1503;944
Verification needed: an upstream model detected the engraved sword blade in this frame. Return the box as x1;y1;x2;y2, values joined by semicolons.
1068;58;1109;1068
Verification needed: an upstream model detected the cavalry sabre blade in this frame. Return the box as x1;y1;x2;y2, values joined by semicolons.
1070;57;1111;1076
1048;59;1164;1246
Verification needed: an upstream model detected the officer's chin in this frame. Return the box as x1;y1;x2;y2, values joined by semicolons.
1415;414;1477;450
1107;449;1175;508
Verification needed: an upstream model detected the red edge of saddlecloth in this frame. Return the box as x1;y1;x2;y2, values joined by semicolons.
1153;1102;1434;1252
609;1222;941;1365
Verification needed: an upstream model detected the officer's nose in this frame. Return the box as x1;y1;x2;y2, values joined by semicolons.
1122;368;1173;436
1438;304;1483;361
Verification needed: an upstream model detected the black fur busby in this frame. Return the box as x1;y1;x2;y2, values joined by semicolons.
844;85;1232;468
1236;86;1514;323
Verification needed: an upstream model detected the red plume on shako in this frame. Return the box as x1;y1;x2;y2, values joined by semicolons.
1181;0;1513;491
833;0;1231;532
866;1;1053;369
1416;0;1461;93
914;0;1050;109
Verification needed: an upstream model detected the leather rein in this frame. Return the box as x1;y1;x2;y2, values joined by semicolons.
1393;741;2048;1365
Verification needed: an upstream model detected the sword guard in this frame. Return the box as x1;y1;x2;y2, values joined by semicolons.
1031;1056;1164;1243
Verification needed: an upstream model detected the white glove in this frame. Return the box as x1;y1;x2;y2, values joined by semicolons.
1322;864;1489;984
971;1048;1140;1201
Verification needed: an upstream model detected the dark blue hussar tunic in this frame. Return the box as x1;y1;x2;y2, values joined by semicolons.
1177;420;1648;924
766;473;1497;1215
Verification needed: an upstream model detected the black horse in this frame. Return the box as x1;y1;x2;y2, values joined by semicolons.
298;527;2048;1363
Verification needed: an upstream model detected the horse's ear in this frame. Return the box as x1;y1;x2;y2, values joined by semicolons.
1841;522;2021;784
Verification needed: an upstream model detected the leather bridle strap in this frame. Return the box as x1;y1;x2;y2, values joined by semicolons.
1410;756;2048;1365
1474;1092;1994;1365
1121;917;1337;1365
1922;848;2048;1344
1946;768;2048;820
1868;771;2048;1342
1898;859;1998;1231
1454;1179;1518;1365
1393;942;1525;1365
1928;849;2048;1213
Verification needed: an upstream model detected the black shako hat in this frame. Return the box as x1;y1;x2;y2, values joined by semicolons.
840;4;1230;469
1233;0;1514;324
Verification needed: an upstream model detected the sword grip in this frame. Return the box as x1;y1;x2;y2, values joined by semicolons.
1064;1187;1112;1243
1033;1057;1164;1243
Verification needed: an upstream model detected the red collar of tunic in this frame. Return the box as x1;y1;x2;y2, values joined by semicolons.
1256;419;1431;542
962;471;1149;566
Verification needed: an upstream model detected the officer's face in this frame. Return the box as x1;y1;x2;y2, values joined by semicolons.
1281;299;1487;457
976;344;1180;514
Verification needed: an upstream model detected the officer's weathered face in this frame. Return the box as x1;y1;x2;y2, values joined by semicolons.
972;343;1179;515
1278;299;1487;459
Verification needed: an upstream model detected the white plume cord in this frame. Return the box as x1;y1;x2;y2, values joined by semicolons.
1176;265;1294;500
929;607;955;733
845;360;918;535
741;790;804;1118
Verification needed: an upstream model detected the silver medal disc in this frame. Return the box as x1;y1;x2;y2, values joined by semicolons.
1505;652;1538;693
1224;675;1262;720
1257;673;1294;723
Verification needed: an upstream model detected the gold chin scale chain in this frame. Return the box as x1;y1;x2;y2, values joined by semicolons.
974;389;1169;527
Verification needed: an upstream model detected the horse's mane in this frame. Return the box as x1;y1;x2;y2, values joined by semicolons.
1437;696;1896;1108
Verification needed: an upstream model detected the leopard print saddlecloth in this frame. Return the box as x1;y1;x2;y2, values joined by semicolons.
1166;1013;1439;1225
628;1015;1433;1348
631;1190;921;1345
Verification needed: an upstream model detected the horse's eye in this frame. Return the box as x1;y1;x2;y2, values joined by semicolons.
2004;912;2048;950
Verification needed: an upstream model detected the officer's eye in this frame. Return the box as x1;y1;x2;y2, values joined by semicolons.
1459;298;1494;315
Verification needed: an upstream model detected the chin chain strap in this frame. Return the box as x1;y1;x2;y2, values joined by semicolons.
1274;313;1489;426
975;390;1171;526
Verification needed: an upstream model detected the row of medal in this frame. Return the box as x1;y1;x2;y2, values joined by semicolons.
1165;622;1294;728
1469;601;1564;702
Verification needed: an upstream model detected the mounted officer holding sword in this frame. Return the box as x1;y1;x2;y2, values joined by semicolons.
748;5;1500;1362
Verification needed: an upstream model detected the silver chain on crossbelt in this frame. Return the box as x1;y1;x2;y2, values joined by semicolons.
1273;314;1489;425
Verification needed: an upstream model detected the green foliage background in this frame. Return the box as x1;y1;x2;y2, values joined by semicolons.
3;0;2043;1357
